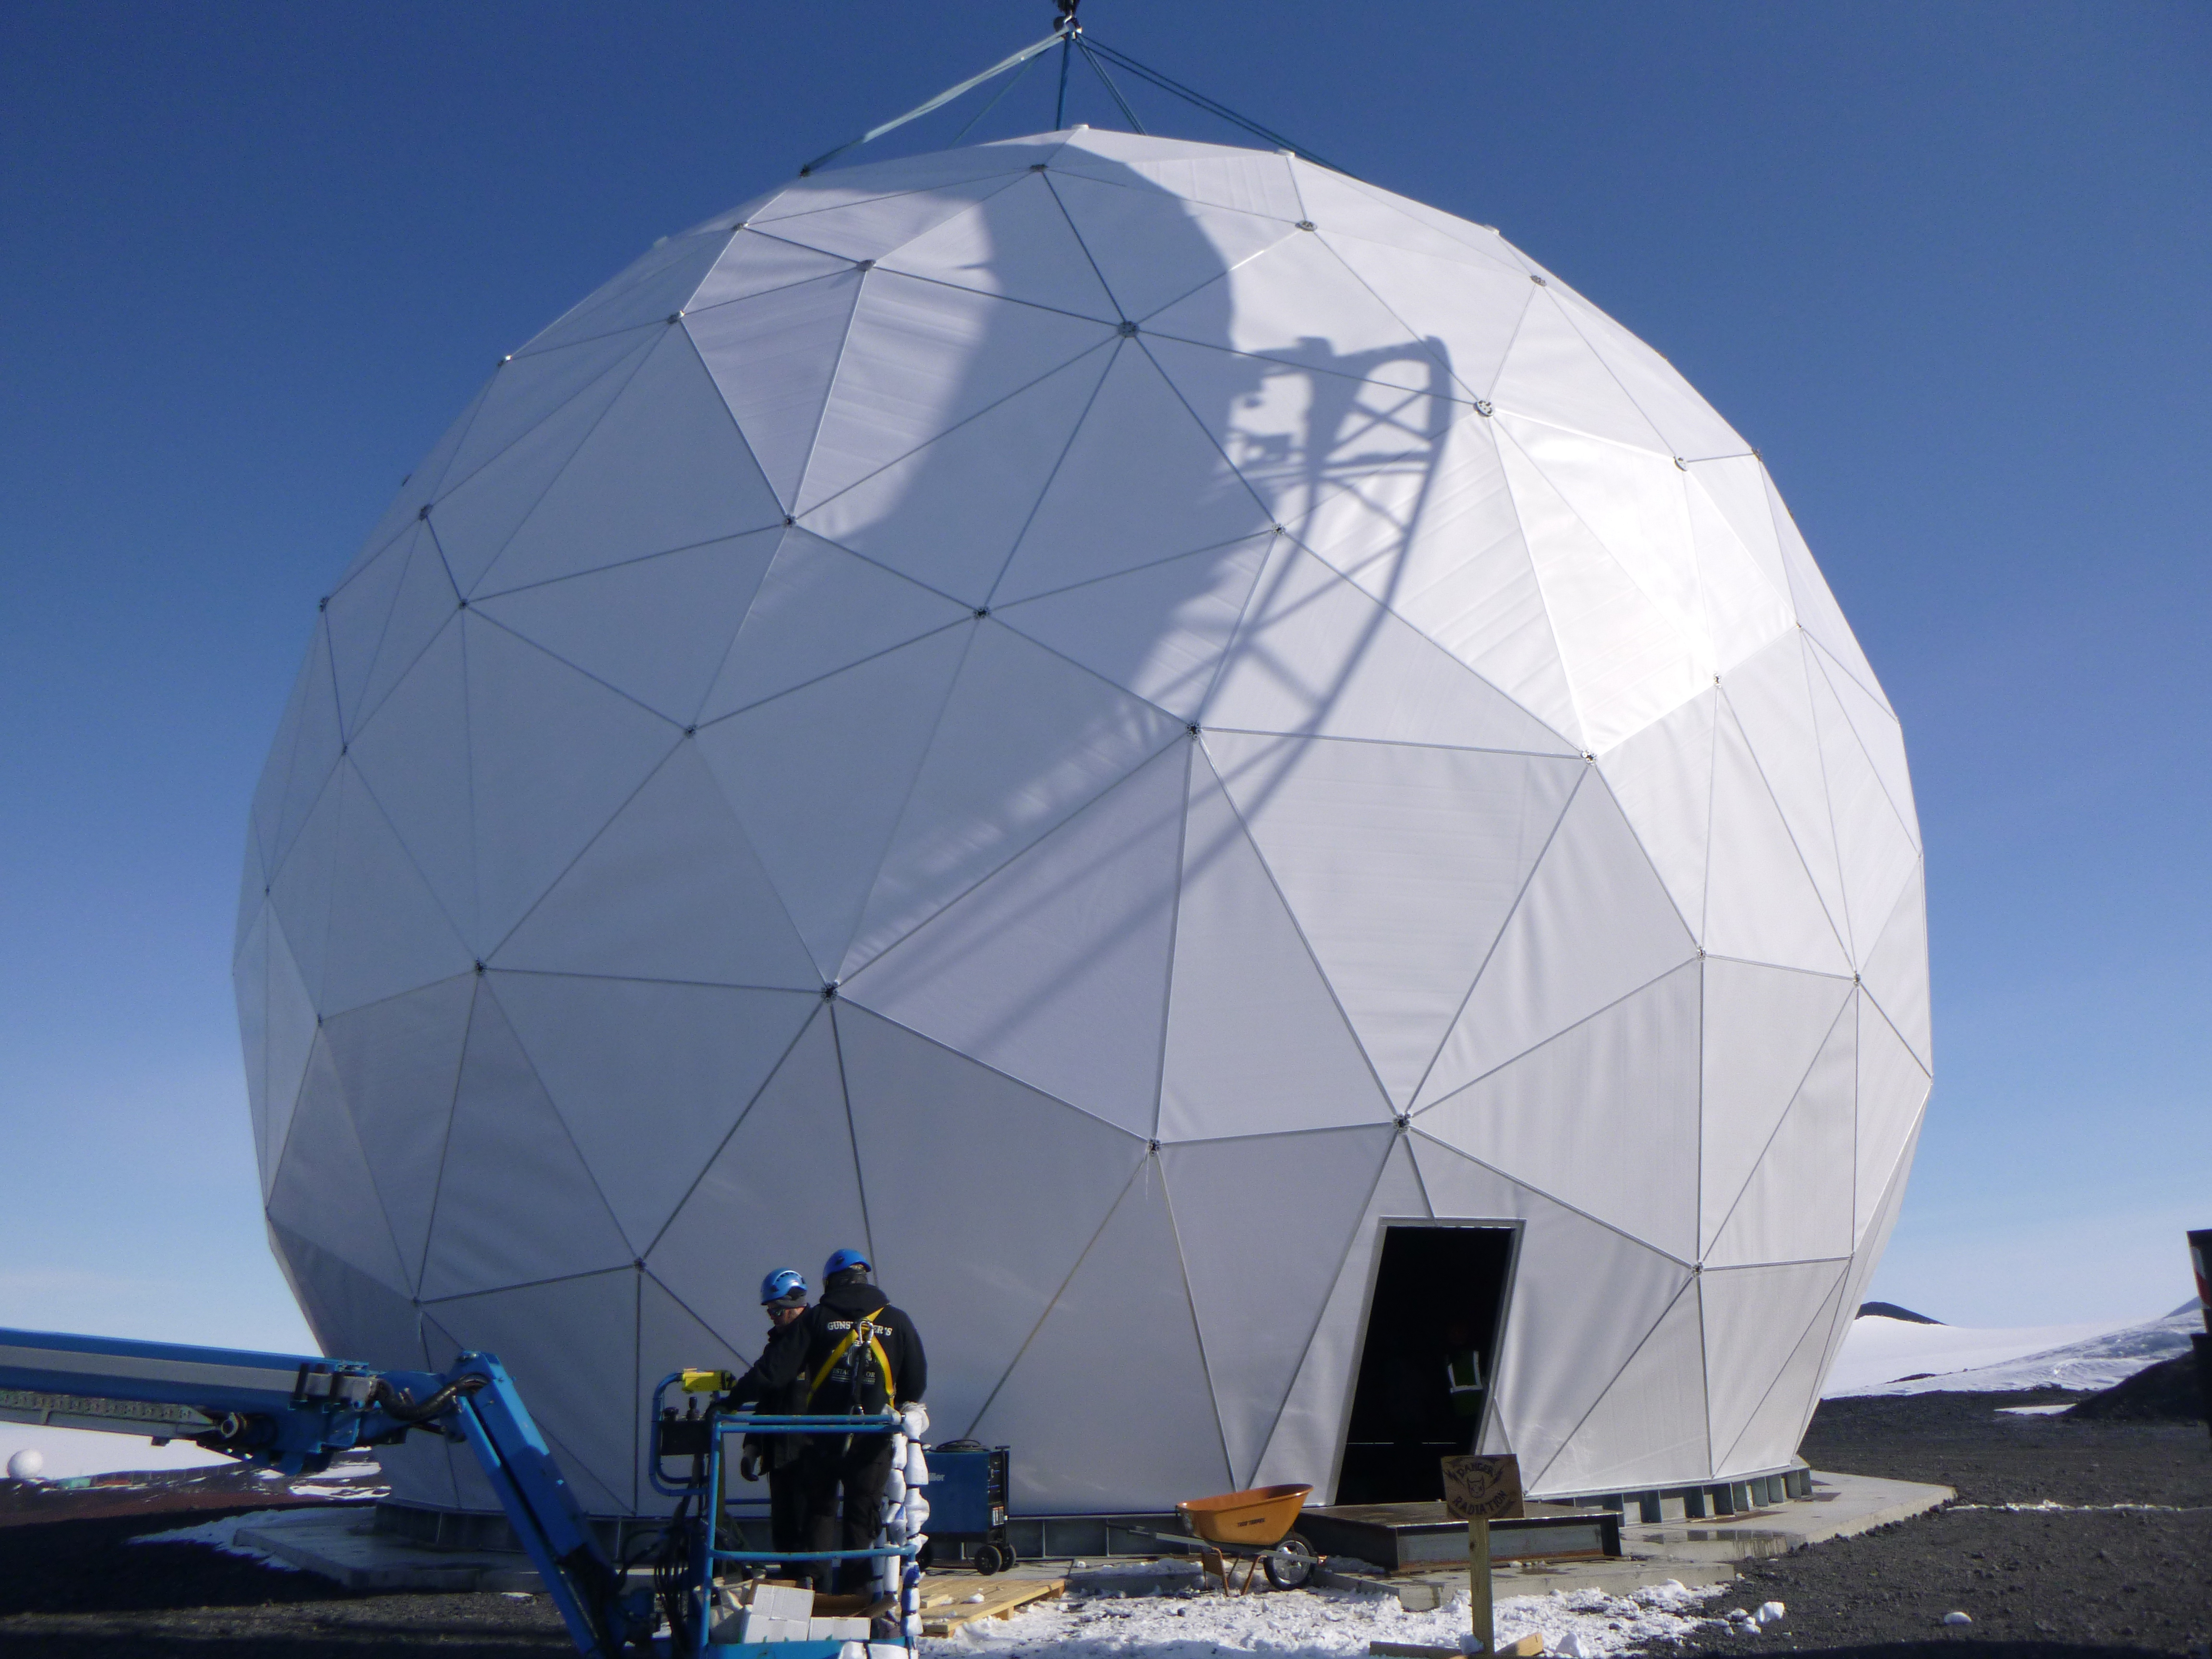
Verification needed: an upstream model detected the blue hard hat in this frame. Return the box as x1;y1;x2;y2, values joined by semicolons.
760;1268;807;1306
823;1248;871;1279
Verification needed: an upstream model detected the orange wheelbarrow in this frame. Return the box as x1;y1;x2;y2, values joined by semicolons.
1151;1483;1317;1592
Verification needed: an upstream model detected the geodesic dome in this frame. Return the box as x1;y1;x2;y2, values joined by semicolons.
236;128;1930;1516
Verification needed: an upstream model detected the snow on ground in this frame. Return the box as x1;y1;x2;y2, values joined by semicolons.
1824;1309;2200;1397
0;1422;234;1479
928;1579;1725;1659
129;1508;304;1569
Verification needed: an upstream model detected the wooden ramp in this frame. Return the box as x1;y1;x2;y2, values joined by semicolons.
919;1576;1064;1636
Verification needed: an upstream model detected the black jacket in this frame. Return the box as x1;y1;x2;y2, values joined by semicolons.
742;1282;927;1414
723;1317;813;1415
721;1316;813;1470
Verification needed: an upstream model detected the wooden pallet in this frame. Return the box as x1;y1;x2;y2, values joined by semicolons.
919;1576;1064;1636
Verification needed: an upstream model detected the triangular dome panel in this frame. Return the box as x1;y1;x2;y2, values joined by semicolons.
1702;696;1853;974
1252;1135;1430;1492
696;529;973;721
1534;1279;1709;1491
1490;292;1670;455
844;747;1185;1138
694;626;969;979
843;622;1185;975
478;329;784;594
322;973;476;1291
1596;688;1717;936
1202;539;1571;753
319;764;475;1018
417;986;631;1300
1145;228;1453;396
801;341;1116;606
427;338;655;594
1719;1267;1849;1475
1860;860;1931;1071
1162;1127;1394;1485
348;620;477;949
1855;995;1931;1237
1158;745;1393;1142
1723;633;1851;952
683;270;863;513
803;274;1120;517
444;327;667;495
493;741;817;989
1414;964;1701;1261
463;617;682;952
992;340;1276;604
1319;232;1536;401
267;1034;411;1295
492;973;817;1253
524;229;730;354
998;535;1272;725
646;1010;869;1348
1701;1259;1847;1475
972;1161;1233;1512
1698;960;1854;1257
1408;1137;1695;1489
837;1007;1146;1439
425;1268;640;1510
473;529;780;725
1046;171;1298;322
876;172;1118;319
1207;730;1581;1108
1495;422;1708;754
686;232;855;316
1418;775;1696;1109
1707;995;1857;1268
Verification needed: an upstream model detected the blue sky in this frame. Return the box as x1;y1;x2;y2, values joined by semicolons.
2;1;2205;1352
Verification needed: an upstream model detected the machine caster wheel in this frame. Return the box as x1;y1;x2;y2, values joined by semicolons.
1263;1533;1315;1590
995;1536;1017;1568
973;1542;1006;1575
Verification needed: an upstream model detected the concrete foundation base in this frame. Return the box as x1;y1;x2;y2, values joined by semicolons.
238;1469;1950;1600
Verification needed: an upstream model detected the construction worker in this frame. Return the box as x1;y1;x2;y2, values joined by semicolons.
717;1269;814;1561
796;1249;926;1597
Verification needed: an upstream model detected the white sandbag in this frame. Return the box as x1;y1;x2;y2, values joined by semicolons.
885;1467;906;1504
902;1492;930;1534
904;1445;929;1488
900;1404;929;1440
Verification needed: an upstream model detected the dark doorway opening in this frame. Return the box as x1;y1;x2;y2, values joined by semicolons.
1335;1223;1517;1505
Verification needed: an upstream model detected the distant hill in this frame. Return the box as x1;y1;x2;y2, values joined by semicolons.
1858;1301;1942;1324
2168;1298;2204;1320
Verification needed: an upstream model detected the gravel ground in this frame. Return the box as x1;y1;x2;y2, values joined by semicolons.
1644;1391;2212;1659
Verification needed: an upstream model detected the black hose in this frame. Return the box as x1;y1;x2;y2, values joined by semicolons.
374;1373;487;1425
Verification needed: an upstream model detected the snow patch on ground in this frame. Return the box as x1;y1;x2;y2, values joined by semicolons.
1824;1310;2197;1397
129;1508;304;1569
926;1579;1724;1659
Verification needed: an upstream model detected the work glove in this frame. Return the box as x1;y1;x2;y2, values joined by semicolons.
738;1449;763;1483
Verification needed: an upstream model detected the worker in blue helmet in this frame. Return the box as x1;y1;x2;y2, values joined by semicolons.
740;1248;927;1595
714;1268;815;1561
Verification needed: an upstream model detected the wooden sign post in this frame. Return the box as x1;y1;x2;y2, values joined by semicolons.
1440;1455;1524;1656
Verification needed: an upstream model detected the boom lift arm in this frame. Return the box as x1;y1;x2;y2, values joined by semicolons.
0;1326;652;1659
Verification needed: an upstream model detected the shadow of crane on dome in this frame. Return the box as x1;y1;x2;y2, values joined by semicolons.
830;144;1465;1136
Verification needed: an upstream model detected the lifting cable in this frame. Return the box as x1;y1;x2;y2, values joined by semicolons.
797;0;1350;180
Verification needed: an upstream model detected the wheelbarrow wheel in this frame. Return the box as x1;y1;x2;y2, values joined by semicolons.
1262;1533;1316;1590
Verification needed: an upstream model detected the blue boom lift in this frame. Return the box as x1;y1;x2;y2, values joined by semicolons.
0;1325;913;1659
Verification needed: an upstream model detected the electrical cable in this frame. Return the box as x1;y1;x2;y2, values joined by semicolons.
1077;39;1146;134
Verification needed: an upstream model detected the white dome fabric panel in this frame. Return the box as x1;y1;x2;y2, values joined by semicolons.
240;129;1928;1513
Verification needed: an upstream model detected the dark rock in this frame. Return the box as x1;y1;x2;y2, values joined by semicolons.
2066;1350;2205;1423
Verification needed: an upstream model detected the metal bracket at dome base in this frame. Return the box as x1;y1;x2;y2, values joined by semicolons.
796;9;1350;180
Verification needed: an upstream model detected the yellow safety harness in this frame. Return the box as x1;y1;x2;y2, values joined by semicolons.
807;1308;895;1410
